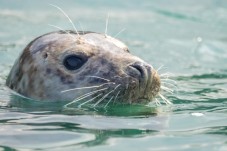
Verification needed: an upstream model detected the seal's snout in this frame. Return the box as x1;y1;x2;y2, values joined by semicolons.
124;61;160;102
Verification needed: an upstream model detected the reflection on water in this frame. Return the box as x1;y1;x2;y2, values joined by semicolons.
0;0;227;150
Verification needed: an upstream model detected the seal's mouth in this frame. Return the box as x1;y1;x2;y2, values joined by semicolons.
61;68;161;108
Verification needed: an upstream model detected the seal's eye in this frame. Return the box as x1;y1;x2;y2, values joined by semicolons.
63;55;86;70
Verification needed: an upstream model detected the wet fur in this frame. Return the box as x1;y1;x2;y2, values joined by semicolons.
6;31;161;105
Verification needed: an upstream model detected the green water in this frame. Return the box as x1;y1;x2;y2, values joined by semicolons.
0;0;227;150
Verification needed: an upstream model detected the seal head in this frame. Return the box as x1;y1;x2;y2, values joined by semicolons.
6;31;160;104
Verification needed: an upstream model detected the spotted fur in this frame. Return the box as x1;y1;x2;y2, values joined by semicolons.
6;31;160;103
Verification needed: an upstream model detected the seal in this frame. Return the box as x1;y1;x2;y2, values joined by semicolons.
6;30;161;107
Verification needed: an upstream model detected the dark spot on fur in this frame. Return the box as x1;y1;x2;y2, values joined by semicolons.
102;72;110;77
100;58;108;65
46;68;52;74
78;76;85;81
56;69;74;84
60;75;74;84
32;44;47;54
88;78;105;84
43;52;48;59
56;69;64;77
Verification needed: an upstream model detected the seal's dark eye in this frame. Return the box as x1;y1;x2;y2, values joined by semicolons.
63;55;86;70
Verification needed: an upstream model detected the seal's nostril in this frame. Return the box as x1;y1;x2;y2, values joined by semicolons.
130;64;144;78
126;62;148;79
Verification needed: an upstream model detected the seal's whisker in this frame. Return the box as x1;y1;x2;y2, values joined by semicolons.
161;85;174;92
105;13;109;37
160;72;174;77
114;28;126;38
161;81;177;89
158;93;172;105
160;75;172;79
78;94;102;108
48;24;76;39
113;90;121;104
61;82;114;93
86;76;111;82
155;98;161;106
49;4;79;36
92;84;121;107
104;96;114;108
104;84;121;107
156;65;164;72
64;87;108;107
92;89;114;107
162;81;176;87
78;21;85;35
161;78;177;84
161;86;174;94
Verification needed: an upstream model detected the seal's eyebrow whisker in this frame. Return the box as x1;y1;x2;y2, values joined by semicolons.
64;87;108;108
78;93;102;108
114;28;126;38
86;76;111;82
158;93;172;105
49;3;80;37
61;82;114;93
78;21;85;35
105;13;110;37
48;24;76;39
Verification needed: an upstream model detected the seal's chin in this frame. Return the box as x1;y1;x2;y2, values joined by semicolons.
136;98;151;104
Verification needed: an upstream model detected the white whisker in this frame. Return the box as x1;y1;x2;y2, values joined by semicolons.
49;4;79;36
156;65;164;72
105;84;120;108
159;93;172;105
61;82;113;93
161;86;174;94
114;28;126;38
113;90;121;104
64;87;108;107
155;98;161;106
104;96;114;108
160;72;174;77
161;78;177;84
92;90;114;107
48;24;76;39
105;13;109;37
92;84;120;107
161;81;177;89
78;94;102;108
78;21;85;35
86;76;110;82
